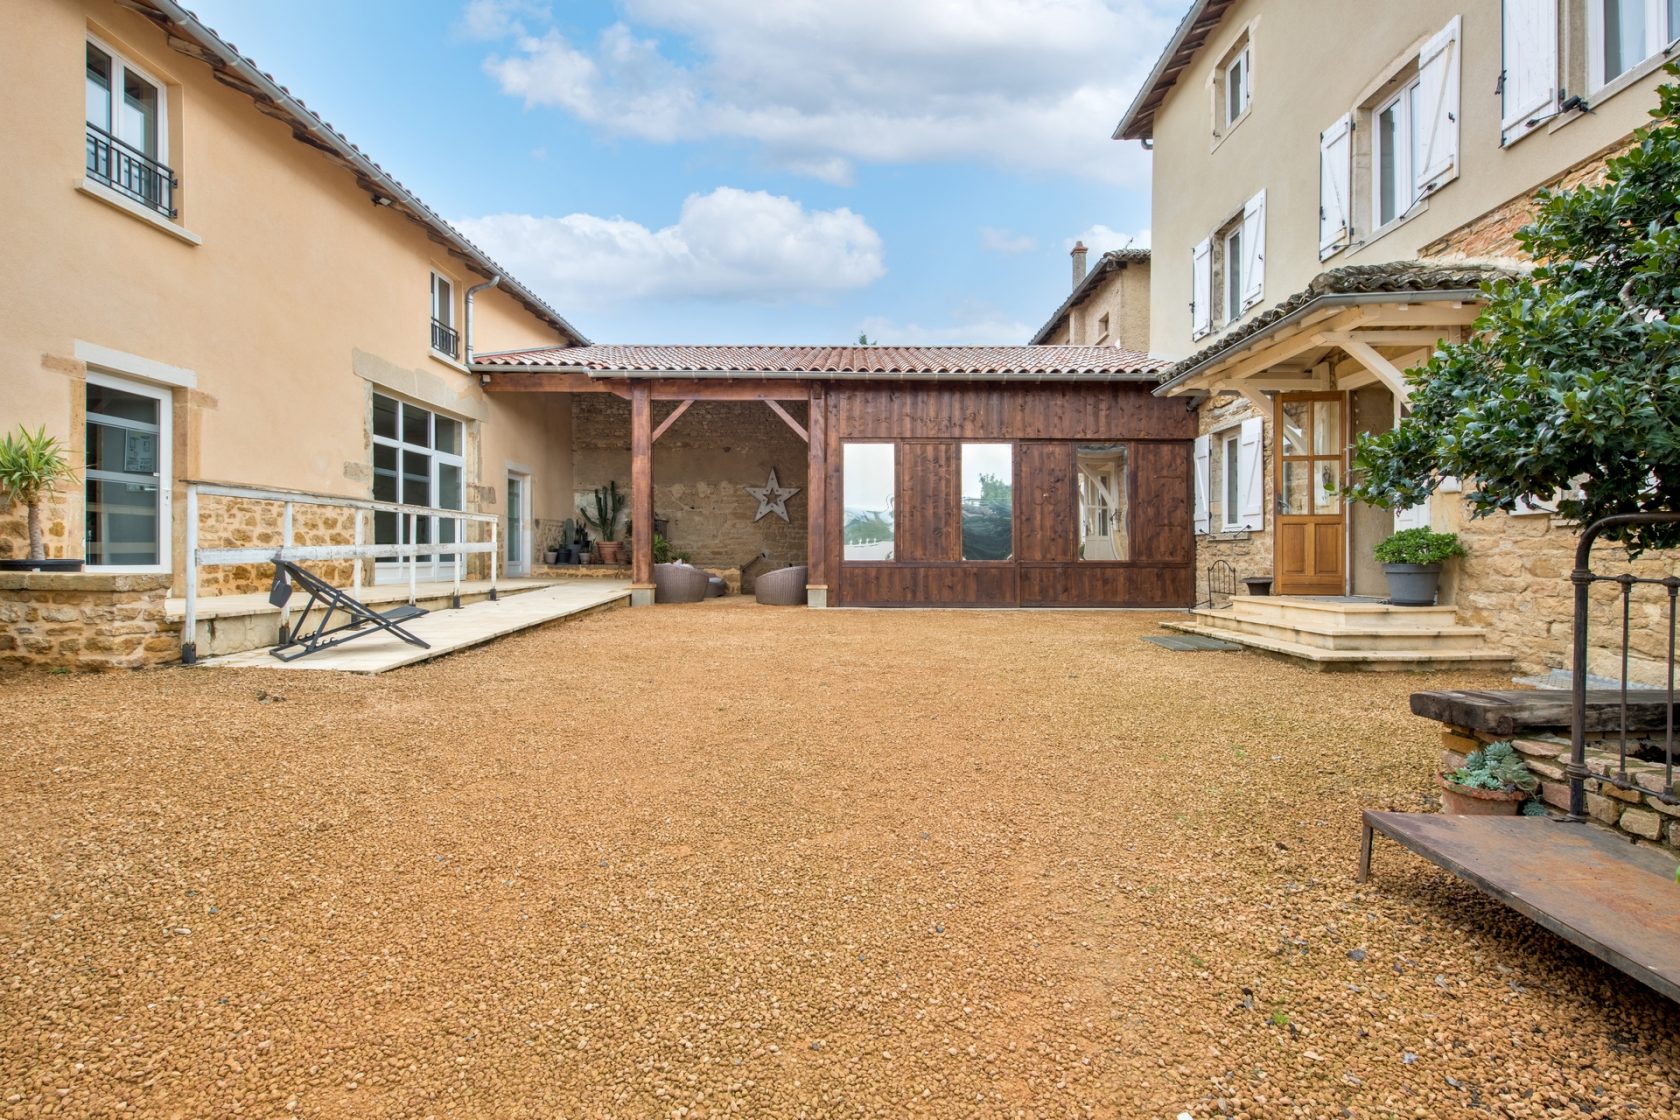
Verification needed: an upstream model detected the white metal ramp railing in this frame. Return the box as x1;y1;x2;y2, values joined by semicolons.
182;481;498;664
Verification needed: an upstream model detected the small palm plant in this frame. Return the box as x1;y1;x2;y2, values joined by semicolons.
0;426;77;562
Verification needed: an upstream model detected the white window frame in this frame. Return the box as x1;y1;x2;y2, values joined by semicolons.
1587;0;1677;90
84;371;173;575
431;272;455;331
1220;429;1243;531
1222;223;1244;325
371;392;467;584
1371;78;1420;231
506;468;531;577
1225;45;1252;127
86;35;169;166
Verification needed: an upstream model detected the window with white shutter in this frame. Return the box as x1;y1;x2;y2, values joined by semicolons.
1413;17;1461;198
1319;114;1352;258
1191;238;1213;340
1193;434;1211;535
1237;416;1265;530
1502;0;1558;145
1240;191;1266;311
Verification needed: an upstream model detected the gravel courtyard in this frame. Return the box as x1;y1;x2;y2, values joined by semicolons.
2;603;1677;1119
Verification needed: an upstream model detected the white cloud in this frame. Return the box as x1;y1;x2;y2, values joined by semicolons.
1069;224;1150;256
857;312;1036;346
459;0;550;41
476;0;1178;183
980;227;1038;254
454;187;885;311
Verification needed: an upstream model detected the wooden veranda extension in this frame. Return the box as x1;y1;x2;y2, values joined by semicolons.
473;346;1197;608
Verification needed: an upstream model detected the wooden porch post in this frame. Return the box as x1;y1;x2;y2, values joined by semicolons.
630;381;655;605
805;386;827;607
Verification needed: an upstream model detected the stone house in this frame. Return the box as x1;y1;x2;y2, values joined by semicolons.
1031;245;1152;351
1116;0;1678;676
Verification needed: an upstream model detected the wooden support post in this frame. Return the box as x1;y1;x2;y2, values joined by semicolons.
805;387;827;607
630;381;655;603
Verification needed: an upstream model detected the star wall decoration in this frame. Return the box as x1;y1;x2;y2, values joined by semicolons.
745;469;800;522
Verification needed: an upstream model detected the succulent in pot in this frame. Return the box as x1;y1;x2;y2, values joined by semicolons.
1373;527;1465;606
1438;741;1539;816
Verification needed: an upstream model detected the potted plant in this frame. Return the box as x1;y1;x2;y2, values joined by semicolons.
1373;527;1465;606
580;482;626;565
0;425;81;573
1438;741;1539;816
572;521;590;564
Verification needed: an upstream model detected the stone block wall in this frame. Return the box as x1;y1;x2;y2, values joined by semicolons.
0;490;76;563
0;572;176;671
196;494;357;593
1193;393;1272;605
571;397;808;584
1438;727;1679;855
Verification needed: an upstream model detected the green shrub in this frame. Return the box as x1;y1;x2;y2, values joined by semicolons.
1373;527;1465;566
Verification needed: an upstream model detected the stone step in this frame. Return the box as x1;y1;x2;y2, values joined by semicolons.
1228;594;1459;631
1186;608;1491;652
1161;621;1515;672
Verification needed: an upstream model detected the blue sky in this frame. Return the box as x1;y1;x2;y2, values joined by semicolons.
186;0;1175;346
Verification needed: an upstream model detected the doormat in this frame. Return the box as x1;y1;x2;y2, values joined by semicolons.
1141;634;1244;653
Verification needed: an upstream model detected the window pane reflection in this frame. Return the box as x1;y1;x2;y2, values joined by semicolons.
961;443;1012;561
842;443;894;561
1077;444;1128;561
1281;461;1310;515
1282;401;1309;456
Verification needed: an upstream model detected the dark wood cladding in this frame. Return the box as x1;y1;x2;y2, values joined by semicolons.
823;381;1194;608
829;381;1191;440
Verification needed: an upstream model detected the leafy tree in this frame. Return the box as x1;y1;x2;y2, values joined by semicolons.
1346;66;1680;553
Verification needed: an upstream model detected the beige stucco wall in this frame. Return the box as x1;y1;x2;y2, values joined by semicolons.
0;1;575;587
1144;0;1668;360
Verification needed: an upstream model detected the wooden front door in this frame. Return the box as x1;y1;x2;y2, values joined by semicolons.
1273;393;1347;595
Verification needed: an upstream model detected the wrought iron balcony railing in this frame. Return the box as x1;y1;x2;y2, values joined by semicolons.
431;318;460;359
85;124;177;219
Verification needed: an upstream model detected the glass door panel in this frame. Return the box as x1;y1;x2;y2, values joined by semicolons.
85;381;166;569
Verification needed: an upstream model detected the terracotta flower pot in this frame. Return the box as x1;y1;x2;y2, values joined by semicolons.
597;541;625;565
1437;773;1525;816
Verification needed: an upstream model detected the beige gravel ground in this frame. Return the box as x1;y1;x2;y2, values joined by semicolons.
2;601;1678;1119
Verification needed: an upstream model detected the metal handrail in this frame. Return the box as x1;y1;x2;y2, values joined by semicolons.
182;480;498;664
85;123;178;218
1566;512;1680;820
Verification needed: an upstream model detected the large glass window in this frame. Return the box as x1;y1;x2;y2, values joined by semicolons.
841;443;895;561
1077;444;1128;561
371;392;465;581
1278;398;1343;516
1590;0;1675;89
960;443;1013;562
85;378;169;569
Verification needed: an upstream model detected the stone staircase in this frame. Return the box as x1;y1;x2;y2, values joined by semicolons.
1162;595;1513;672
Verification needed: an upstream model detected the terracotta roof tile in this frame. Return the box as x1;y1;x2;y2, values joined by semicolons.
473;344;1168;379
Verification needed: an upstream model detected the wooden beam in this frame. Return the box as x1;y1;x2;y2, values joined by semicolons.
481;372;621;394
649;380;811;401
1319;330;1452;346
763;399;809;442
630;382;654;592
652;399;693;443
1339;338;1412;407
806;386;827;600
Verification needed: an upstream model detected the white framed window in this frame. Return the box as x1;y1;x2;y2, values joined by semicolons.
1221;430;1242;530
371;392;466;582
85;373;172;573
430;272;458;359
1225;46;1251;126
1222;224;1244;325
1373;80;1420;229
85;37;173;216
1589;0;1678;88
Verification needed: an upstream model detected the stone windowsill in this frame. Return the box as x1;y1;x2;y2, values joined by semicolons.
0;570;172;593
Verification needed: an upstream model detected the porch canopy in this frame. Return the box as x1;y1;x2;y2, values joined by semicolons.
1152;262;1513;409
471;344;1173;605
